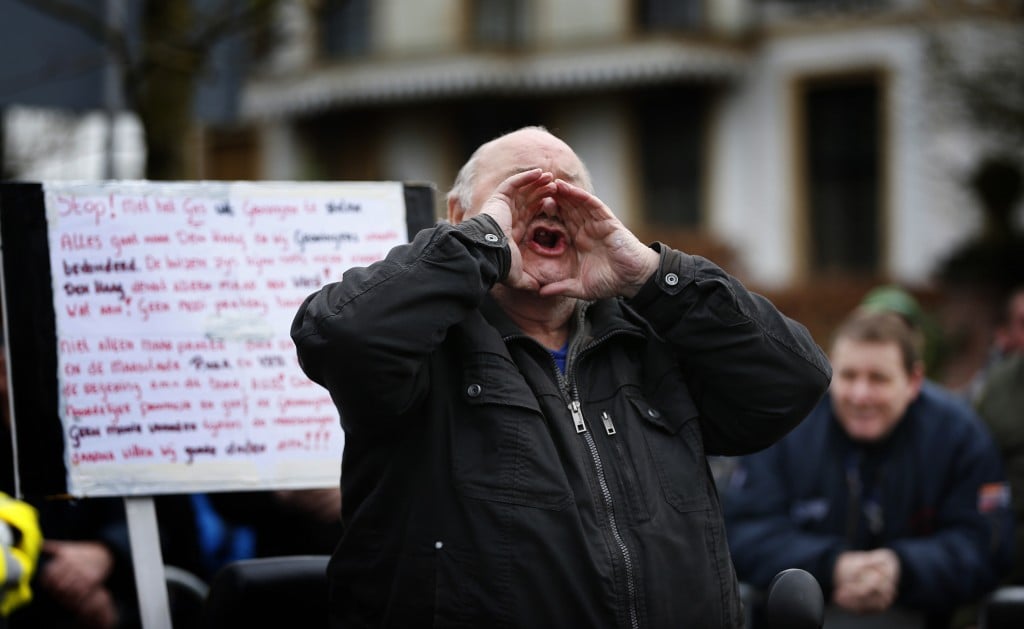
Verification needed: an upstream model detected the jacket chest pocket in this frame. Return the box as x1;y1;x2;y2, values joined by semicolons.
630;395;711;513
451;355;572;510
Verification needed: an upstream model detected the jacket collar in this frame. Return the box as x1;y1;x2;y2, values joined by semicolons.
480;294;646;345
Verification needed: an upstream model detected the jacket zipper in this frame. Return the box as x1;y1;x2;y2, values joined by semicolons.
579;406;640;629
601;411;617;435
560;326;641;629
506;323;643;629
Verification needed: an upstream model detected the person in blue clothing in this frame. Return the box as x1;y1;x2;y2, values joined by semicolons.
724;308;1011;628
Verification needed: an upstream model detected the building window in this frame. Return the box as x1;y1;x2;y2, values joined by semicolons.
635;86;706;227
321;0;370;59
801;75;882;275
454;99;544;167
761;1;887;20
472;0;527;49
637;0;703;32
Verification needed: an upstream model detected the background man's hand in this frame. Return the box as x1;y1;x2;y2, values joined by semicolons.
832;549;900;613
40;539;119;628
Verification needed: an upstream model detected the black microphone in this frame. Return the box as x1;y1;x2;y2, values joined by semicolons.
762;568;824;629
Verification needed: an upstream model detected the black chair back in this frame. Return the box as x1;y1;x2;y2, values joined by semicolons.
201;555;330;629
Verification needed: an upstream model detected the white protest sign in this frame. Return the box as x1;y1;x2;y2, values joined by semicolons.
43;181;406;496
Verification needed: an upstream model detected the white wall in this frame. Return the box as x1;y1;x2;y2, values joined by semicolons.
3;106;145;181
552;100;633;225
260;119;305;180
534;0;628;44
713;26;978;288
712;52;793;288
376;0;462;55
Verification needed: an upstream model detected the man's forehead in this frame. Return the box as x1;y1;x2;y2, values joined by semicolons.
832;338;902;362
496;164;585;184
483;132;581;169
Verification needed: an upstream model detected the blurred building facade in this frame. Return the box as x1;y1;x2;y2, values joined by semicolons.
215;0;1022;296
2;0;1022;380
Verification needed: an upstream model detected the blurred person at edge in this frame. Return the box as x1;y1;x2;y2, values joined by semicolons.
974;302;1024;585
195;486;342;573
9;502;139;629
963;287;1024;589
966;285;1024;401
0;492;42;626
994;286;1024;356
0;352;139;629
724;309;1012;629
291;126;832;627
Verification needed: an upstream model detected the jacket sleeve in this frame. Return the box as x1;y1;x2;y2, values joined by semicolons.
723;441;847;593
887;412;1011;608
290;215;509;431
627;244;832;455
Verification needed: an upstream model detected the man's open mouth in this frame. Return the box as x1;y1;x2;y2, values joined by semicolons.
526;223;568;255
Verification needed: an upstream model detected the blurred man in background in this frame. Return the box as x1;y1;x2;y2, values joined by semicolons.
973;286;1024;586
725;309;1011;628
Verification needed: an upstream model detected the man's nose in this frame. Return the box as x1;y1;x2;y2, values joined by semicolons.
848;378;873;401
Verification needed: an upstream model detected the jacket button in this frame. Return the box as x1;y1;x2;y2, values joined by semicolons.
664;272;679;286
647;408;660;418
484;233;499;243
466;383;482;397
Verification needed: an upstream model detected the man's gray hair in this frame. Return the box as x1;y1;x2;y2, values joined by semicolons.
446;125;592;212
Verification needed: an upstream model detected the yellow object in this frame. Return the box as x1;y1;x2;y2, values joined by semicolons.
0;492;41;616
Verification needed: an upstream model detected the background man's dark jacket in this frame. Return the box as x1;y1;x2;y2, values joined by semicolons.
725;382;1012;622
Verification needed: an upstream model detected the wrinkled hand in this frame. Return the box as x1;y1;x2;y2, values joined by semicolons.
40;540;118;628
41;540;114;597
539;179;659;299
466;168;556;292
832;549;900;613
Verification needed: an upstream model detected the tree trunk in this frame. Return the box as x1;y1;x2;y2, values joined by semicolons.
138;1;203;181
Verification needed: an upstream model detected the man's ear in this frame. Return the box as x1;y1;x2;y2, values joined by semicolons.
447;196;465;224
994;326;1011;353
907;361;926;398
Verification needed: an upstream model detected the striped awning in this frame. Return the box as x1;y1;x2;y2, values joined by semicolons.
240;39;750;119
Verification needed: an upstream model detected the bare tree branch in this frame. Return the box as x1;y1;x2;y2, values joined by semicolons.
191;0;280;52
12;0;136;75
12;0;286;179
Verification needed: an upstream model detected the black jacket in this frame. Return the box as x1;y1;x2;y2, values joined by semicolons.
725;382;1012;616
292;215;831;628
